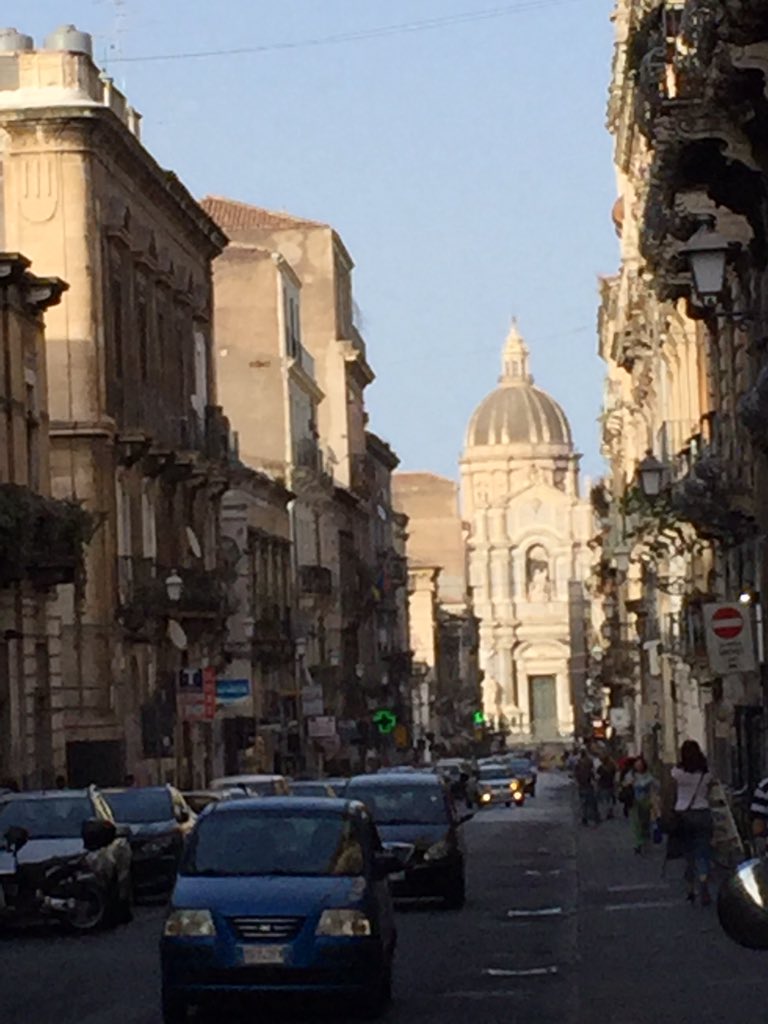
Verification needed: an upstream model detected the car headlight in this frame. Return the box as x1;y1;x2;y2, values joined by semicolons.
509;780;521;791
480;792;492;803
424;839;450;862
163;909;216;937
316;909;372;937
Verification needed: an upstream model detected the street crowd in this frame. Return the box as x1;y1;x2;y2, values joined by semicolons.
567;741;733;908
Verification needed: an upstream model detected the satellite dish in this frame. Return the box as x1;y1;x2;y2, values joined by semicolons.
186;527;202;559
167;619;188;651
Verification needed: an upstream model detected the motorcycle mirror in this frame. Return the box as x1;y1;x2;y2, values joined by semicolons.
4;825;29;854
718;858;768;949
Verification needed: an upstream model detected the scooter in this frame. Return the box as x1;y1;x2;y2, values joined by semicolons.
0;826;108;932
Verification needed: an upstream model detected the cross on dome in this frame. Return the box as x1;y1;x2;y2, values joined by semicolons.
500;318;532;385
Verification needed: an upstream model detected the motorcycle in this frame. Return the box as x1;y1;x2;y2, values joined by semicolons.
0;826;109;932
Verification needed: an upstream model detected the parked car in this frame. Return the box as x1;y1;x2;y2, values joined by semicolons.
160;796;399;1022
0;787;132;931
182;790;243;815
475;763;526;807
104;786;196;900
289;781;339;798
344;772;471;908
209;774;291;796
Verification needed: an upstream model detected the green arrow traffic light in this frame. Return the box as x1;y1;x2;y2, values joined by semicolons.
473;710;485;726
373;709;398;735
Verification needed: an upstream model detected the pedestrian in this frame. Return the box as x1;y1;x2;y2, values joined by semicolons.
597;754;617;820
670;739;714;906
575;749;600;826
617;755;636;818
626;756;656;854
749;771;768;856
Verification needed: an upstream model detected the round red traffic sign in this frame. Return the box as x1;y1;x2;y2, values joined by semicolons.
712;605;744;640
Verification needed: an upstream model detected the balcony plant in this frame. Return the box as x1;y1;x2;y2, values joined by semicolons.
0;484;95;587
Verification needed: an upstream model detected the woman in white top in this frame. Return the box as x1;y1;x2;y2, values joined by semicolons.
671;740;714;906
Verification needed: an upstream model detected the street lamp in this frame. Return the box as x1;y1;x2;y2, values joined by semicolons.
637;452;667;499
165;570;183;603
680;220;729;308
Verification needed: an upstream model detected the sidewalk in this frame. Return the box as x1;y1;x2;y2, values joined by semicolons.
575;805;766;1024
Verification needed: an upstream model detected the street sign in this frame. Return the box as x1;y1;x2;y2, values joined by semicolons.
301;684;324;718
216;678;251;705
307;715;337;739
202;666;216;720
373;709;397;735
704;602;756;673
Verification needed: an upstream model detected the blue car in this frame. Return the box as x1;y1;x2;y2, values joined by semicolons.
160;797;399;1022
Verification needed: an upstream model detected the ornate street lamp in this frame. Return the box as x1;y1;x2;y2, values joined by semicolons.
637;452;667;499
164;570;183;603
680;220;729;308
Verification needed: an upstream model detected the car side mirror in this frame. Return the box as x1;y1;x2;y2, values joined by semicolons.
718;859;768;949
4;825;29;854
82;818;116;852
373;852;404;880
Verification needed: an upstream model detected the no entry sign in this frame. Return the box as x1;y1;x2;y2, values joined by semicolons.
704;603;756;673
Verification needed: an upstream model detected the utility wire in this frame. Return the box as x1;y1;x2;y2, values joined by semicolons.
110;0;583;64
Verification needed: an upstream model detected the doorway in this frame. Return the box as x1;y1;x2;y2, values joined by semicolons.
529;676;558;740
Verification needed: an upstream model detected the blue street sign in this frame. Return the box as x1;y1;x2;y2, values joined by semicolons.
216;678;251;704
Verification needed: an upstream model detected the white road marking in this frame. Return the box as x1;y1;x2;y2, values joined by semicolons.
483;966;559;978
506;906;563;918
604;899;680;912
525;868;561;877
606;883;669;893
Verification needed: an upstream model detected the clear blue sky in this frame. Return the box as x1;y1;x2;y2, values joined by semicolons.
12;0;617;483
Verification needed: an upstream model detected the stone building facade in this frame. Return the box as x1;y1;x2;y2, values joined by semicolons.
393;472;481;756
0;252;82;787
461;324;592;745
0;31;233;786
597;0;768;784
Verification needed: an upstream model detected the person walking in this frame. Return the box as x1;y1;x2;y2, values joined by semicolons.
671;739;714;906
627;756;656;853
597;754;617;820
617;755;636;818
575;749;600;826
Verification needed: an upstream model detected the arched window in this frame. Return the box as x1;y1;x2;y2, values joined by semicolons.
526;545;550;601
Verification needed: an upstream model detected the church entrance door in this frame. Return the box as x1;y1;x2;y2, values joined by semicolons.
529;676;558;740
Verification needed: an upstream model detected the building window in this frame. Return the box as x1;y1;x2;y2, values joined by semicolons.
110;276;124;379
136;275;149;381
25;381;39;491
141;481;156;560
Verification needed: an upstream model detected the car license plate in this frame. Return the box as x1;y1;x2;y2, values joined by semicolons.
241;944;288;966
391;871;406;882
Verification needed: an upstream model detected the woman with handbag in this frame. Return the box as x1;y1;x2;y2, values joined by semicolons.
670;740;714;906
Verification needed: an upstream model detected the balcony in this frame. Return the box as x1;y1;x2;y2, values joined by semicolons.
350;453;374;499
298;564;334;597
0;485;93;589
118;559;233;638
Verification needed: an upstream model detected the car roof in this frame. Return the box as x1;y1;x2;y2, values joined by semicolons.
210;775;284;784
103;786;170;795
206;796;358;815
0;789;93;801
347;772;443;788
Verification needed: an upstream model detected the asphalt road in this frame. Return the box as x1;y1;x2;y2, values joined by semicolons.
1;773;766;1024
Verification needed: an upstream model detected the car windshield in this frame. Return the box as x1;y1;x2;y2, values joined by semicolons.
506;760;533;775
0;797;93;840
181;810;364;877
345;783;447;824
105;789;174;823
478;765;511;781
245;781;278;796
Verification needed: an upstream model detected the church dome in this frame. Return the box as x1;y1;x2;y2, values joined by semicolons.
465;323;572;450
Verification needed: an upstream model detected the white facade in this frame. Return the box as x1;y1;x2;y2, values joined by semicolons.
461;324;593;743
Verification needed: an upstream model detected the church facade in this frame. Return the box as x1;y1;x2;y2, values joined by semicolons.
461;324;593;744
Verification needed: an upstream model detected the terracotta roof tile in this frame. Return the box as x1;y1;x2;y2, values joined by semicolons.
200;196;328;232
